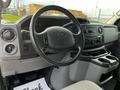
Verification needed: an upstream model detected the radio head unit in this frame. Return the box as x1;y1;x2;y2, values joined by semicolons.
83;24;104;49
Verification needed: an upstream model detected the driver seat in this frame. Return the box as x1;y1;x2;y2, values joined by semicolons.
62;80;103;90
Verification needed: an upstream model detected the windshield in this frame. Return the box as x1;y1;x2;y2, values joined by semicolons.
1;0;120;24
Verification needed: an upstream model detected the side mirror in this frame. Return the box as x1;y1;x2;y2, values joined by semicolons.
0;0;12;8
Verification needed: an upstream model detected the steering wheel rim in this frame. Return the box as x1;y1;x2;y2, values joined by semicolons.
30;5;85;66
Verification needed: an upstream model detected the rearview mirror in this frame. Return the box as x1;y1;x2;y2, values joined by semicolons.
0;0;12;8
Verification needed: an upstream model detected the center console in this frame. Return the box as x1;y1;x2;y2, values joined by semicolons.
69;24;119;84
70;47;119;85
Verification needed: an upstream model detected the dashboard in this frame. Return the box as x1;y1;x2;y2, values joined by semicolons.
20;16;118;49
0;15;119;60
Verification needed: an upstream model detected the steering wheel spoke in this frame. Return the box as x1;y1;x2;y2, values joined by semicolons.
58;46;81;65
34;31;49;49
73;31;85;48
62;21;73;28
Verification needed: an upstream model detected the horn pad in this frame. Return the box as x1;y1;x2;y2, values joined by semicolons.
46;26;75;49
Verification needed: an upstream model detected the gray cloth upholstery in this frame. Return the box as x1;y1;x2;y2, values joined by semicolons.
62;80;102;90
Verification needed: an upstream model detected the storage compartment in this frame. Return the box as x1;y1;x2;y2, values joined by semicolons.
82;49;108;57
100;71;113;83
106;55;118;61
105;55;118;65
98;58;110;64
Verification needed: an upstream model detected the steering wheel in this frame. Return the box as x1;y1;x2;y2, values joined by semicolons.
30;5;85;66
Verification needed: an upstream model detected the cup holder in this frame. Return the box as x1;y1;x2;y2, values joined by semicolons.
98;58;110;64
106;56;117;61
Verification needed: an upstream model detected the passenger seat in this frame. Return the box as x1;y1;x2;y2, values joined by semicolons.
62;80;102;90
